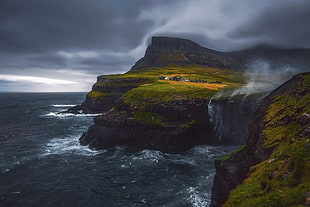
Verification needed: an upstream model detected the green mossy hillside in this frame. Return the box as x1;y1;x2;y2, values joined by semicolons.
88;91;108;100
98;66;244;84
224;73;310;207
121;67;245;108
134;111;164;125
88;66;245;105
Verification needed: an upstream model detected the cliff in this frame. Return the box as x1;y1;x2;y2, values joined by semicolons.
68;76;153;113
210;72;310;207
80;99;215;153
78;65;252;152
71;37;310;115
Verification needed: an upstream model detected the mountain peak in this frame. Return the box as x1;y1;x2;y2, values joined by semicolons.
130;36;239;71
130;36;310;72
149;36;203;52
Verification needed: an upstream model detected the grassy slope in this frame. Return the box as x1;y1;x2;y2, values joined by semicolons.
100;67;245;108
87;66;245;125
224;74;310;207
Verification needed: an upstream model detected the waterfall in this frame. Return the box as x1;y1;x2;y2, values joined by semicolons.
207;94;264;145
208;98;214;123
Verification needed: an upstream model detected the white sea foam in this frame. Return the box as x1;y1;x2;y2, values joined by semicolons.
132;149;163;163
43;112;101;117
187;186;209;207
42;135;102;156
51;104;77;108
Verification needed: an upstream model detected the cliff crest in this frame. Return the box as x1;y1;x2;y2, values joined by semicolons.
130;37;241;71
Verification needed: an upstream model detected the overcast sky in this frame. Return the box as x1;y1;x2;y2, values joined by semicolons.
0;0;309;92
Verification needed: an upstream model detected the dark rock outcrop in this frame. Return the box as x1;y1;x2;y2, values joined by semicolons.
80;99;217;153
210;72;310;207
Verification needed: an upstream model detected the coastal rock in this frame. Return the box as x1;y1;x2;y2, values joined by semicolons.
210;72;310;207
80;99;217;153
79;91;263;153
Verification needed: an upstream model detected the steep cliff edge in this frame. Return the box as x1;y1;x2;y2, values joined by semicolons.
210;72;310;207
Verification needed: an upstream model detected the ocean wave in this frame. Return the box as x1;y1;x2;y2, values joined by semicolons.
51;104;77;108
42;112;101;117
187;186;210;207
131;149;163;163
42;135;103;156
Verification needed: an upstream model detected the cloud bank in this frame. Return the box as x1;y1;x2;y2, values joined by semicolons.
0;0;309;91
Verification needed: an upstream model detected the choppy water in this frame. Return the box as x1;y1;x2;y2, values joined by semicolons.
0;93;237;207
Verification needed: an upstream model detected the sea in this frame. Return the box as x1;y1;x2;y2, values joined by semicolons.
0;93;237;207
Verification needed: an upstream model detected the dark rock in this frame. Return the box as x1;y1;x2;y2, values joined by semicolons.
210;146;254;207
305;191;310;205
301;113;310;125
79;99;218;153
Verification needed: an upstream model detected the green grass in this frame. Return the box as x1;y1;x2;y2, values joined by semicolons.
223;73;310;207
88;91;108;100
88;66;246;109
119;67;245;108
97;66;245;85
134;111;163;125
122;81;221;109
220;145;246;161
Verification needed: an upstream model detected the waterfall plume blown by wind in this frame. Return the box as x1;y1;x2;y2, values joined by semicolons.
232;60;300;96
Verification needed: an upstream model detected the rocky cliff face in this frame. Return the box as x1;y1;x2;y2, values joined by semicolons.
80;99;216;153
130;37;241;71
210;72;310;207
79;91;264;153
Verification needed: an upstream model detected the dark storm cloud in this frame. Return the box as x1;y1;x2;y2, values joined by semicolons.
0;0;156;53
229;0;310;48
0;52;67;70
27;54;67;68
